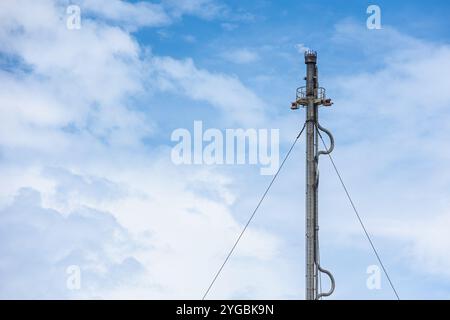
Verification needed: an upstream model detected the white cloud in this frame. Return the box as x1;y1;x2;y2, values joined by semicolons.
0;187;144;299
0;155;295;299
221;22;238;31
182;34;196;43
3;0;450;299
152;56;266;125
221;48;260;64
315;22;450;289
0;0;291;299
0;0;153;151
80;0;171;29
163;0;226;20
294;43;309;54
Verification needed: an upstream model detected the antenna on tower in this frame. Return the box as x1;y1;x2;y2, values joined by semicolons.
291;50;335;300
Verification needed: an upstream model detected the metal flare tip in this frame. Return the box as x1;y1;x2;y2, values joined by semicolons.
304;50;317;57
304;50;317;64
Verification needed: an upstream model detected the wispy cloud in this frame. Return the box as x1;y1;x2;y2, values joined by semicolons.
80;0;171;29
152;56;266;125
221;48;260;64
163;0;227;20
294;43;310;54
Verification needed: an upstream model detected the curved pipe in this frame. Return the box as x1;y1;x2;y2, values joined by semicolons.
314;120;335;299
316;122;334;157
313;227;335;299
317;265;335;299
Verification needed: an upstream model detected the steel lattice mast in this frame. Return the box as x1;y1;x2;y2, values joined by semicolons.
291;50;335;300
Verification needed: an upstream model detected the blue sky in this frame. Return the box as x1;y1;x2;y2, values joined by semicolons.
1;0;450;299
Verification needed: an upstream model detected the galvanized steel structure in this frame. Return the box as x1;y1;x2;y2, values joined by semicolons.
291;50;335;300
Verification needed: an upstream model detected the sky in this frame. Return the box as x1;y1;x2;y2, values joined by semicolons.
1;0;450;299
